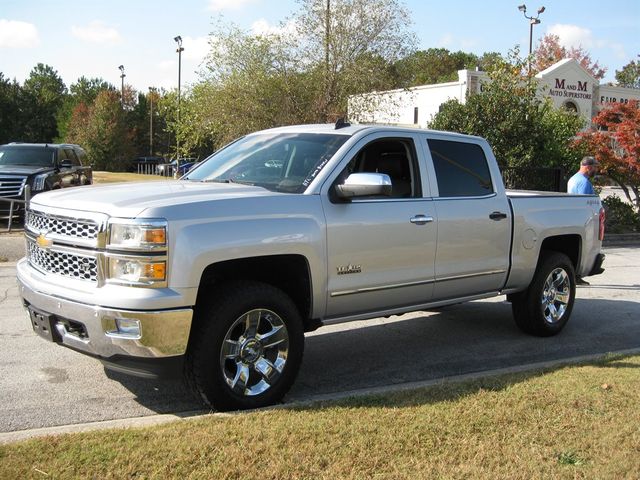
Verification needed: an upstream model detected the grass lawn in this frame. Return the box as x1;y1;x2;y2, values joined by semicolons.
92;171;171;184
1;354;639;479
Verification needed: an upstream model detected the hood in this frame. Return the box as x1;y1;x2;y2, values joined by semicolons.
29;180;278;218
0;165;53;175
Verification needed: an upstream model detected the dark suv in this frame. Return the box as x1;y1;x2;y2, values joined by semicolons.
0;143;93;217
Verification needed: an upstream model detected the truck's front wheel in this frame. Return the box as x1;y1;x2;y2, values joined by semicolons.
186;281;304;411
511;251;576;337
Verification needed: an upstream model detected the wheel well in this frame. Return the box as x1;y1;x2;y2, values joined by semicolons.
196;254;313;326
539;235;581;269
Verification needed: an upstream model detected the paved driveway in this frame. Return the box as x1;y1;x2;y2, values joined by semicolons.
0;247;638;434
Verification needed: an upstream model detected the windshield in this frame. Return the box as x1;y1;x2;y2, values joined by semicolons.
0;147;55;167
185;133;349;193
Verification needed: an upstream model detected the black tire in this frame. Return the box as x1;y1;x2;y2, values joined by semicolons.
185;281;304;411
511;251;576;337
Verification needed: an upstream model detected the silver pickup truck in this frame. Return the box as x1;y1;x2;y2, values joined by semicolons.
17;123;605;411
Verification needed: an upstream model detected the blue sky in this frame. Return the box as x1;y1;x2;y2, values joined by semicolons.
1;0;638;92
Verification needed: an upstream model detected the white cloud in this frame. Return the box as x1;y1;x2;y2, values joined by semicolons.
207;0;256;11
182;36;210;62
158;60;175;71
437;33;454;48
71;21;122;45
0;19;40;48
547;23;627;63
547;24;594;50
460;38;478;50
610;42;627;60
251;18;298;37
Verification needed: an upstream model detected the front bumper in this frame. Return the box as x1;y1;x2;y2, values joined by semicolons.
18;267;193;366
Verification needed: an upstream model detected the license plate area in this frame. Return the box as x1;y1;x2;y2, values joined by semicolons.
29;306;61;342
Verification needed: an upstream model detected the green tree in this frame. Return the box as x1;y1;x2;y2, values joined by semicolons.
394;48;480;87
150;88;175;158
57;77;114;142
0;73;23;144
429;49;584;178
21;63;67;142
615;55;640;89
191;20;316;149
294;0;416;121
66;90;133;170
70;77;113;105
188;0;415;152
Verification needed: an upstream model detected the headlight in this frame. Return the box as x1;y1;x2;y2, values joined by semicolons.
108;219;167;251
107;256;167;286
106;219;168;287
32;173;48;192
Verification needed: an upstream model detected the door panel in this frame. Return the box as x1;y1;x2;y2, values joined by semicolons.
321;133;437;319
423;136;511;300
323;199;437;318
432;196;510;299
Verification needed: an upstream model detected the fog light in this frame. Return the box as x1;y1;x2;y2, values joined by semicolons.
115;318;141;338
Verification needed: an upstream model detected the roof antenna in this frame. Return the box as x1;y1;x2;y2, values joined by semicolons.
334;117;350;129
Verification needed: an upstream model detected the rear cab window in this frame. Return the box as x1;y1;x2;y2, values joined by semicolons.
426;139;494;197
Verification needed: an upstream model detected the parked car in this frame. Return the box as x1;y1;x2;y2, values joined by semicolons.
173;158;200;178
155;158;197;177
0;142;92;218
18;123;605;411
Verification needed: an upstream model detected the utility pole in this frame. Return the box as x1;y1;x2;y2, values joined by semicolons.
149;87;155;156
174;36;184;158
118;65;125;106
518;4;545;73
324;0;330;122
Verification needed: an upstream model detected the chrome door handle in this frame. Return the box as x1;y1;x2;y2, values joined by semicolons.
410;215;434;225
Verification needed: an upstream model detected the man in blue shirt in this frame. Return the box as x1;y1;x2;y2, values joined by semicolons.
567;156;599;286
567;156;598;195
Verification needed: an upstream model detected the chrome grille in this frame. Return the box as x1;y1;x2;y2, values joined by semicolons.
27;241;98;283
0;175;27;197
26;210;100;240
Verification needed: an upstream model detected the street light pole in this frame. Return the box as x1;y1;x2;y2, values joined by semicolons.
118;65;125;106
173;35;184;158
149;87;155;156
518;4;545;73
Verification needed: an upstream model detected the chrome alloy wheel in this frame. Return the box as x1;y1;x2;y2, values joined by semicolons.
219;309;290;397
541;267;571;324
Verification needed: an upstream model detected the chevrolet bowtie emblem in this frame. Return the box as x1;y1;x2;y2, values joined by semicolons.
36;234;53;249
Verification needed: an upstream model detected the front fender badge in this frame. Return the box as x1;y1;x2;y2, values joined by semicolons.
337;264;362;275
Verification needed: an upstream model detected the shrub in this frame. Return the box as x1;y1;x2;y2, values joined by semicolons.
602;195;640;233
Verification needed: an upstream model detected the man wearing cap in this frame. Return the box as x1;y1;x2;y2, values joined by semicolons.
567;156;599;195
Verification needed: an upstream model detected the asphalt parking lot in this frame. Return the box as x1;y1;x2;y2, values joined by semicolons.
0;239;638;443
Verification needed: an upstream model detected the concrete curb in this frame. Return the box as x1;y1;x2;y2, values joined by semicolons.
2;347;639;445
603;233;640;247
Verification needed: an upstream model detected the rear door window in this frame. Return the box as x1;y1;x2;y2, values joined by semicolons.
427;139;493;197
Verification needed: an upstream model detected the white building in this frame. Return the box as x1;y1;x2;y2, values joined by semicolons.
350;59;640;128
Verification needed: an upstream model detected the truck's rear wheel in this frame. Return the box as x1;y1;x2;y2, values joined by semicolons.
511;251;576;337
185;281;304;411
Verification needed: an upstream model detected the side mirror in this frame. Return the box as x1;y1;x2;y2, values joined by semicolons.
58;159;73;168
335;172;392;199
